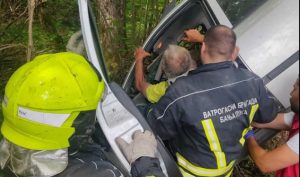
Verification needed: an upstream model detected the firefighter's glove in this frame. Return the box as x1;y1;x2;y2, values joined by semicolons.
244;130;255;139
116;130;157;164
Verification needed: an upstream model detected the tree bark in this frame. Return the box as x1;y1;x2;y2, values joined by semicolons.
96;0;126;52
96;0;127;82
27;0;35;62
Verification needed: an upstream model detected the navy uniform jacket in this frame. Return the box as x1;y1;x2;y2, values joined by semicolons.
147;61;278;176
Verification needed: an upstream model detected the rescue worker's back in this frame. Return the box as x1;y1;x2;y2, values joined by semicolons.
147;25;278;177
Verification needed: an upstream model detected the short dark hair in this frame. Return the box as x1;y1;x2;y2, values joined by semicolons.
204;25;237;59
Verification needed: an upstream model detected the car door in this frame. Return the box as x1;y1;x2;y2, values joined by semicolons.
78;1;183;177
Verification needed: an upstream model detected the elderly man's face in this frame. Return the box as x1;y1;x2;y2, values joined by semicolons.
290;79;299;115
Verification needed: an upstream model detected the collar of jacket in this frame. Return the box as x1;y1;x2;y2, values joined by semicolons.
189;61;235;75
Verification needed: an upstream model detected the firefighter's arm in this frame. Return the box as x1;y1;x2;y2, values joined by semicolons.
131;157;166;177
254;78;279;123
116;130;166;177
246;133;299;173
183;29;204;43
135;47;151;96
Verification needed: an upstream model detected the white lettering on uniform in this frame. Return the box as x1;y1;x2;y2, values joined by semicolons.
202;98;256;123
203;112;208;119
238;98;258;109
203;104;237;119
220;110;248;123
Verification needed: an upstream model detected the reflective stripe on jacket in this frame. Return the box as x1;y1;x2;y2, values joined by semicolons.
147;61;278;176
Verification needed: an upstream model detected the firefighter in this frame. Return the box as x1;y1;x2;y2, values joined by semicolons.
146;25;279;177
0;52;164;177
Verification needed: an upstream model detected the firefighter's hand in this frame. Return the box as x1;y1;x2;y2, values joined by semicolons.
116;130;157;164
134;48;151;62
183;29;204;43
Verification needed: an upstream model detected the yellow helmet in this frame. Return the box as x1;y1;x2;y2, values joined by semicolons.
1;52;105;150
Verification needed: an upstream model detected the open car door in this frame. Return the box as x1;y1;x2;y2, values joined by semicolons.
78;1;183;177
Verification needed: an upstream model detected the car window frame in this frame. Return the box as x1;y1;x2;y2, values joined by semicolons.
122;0;220;91
203;0;232;28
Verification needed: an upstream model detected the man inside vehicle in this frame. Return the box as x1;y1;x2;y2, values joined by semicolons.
135;45;197;104
146;25;279;177
0;52;165;177
245;78;299;177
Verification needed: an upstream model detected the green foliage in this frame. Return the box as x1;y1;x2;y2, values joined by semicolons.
0;169;11;177
99;0;173;83
125;0;167;47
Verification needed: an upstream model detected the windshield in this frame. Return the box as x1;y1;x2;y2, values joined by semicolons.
217;0;268;27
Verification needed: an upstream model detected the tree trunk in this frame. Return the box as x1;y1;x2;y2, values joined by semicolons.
27;0;35;61
96;0;126;52
96;0;127;82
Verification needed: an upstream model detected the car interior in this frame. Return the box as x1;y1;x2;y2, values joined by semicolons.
127;1;213;103
127;0;249;107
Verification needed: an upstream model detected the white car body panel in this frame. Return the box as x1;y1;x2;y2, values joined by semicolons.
234;0;299;108
266;61;299;108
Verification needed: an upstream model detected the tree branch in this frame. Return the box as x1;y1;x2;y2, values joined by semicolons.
27;0;36;61
0;44;26;52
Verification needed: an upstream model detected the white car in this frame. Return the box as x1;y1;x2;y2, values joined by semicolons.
78;0;299;176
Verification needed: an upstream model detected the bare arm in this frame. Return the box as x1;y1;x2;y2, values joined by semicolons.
247;137;299;173
183;29;205;43
135;48;151;96
252;113;291;130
